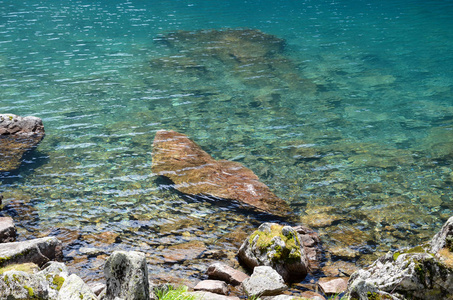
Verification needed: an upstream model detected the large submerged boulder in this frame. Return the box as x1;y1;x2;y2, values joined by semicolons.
346;216;453;300
0;113;45;172
151;130;292;217
238;223;309;282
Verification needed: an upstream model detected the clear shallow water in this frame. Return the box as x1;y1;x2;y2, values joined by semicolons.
0;0;452;285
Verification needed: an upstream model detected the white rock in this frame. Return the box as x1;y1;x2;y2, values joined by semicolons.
242;266;287;297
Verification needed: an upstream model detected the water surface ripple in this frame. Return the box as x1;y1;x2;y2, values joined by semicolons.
0;0;452;284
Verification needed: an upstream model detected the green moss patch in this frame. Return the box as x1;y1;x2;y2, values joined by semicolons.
0;263;39;275
249;224;302;263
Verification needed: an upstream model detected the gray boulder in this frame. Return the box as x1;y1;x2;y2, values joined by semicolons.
57;274;98;300
346;216;453;300
0;236;63;267
238;223;309;282
0;114;45;135
429;215;453;254
0;216;16;242
104;250;149;300
242;266;287;297
0;270;49;299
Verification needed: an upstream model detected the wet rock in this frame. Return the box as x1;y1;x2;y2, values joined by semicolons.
242;266;287;297
293;225;322;272
194;279;228;295
0;113;45;172
161;240;207;263
160;28;285;62
152;130;292;217
57;274;98;300
321;260;360;277
238;223;308;282
0;216;16;242
318;277;348;295
0;236;63;267
82;231;121;247
206;262;249;285
104;251;149;300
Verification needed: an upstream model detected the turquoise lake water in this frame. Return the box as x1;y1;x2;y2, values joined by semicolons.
1;0;452;285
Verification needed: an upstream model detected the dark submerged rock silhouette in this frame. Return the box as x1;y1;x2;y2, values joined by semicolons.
151;130;292;217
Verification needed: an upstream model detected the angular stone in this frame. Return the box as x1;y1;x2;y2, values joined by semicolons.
88;282;107;296
0;216;16;242
293;225;322;272
104;251;149;300
57;274;98;300
0;114;45;172
206;262;249;285
429;215;453;254
38;261;69;298
238;223;308;282
242;266;287;297
152;130;292;217
0;236;62;267
317;277;348;295
347;251;453;300
194;279;228;295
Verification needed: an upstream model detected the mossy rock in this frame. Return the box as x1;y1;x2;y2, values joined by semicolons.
238;222;309;282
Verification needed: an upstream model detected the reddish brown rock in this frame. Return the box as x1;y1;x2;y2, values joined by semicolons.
318;277;349;295
151;130;292;217
194;280;228;295
161;240;207;263
0;114;45;172
293;225;322;272
206;262;249;286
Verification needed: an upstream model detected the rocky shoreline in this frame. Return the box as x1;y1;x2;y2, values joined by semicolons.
2;114;453;299
2;214;453;300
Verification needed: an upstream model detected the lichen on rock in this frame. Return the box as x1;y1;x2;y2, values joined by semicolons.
238;223;308;282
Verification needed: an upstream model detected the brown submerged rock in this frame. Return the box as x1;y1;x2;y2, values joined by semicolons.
151;130;292;217
0;114;45;172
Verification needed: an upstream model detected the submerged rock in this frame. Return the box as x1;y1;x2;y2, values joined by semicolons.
159;28;285;62
151;130;292;217
0;113;45;172
238;223;308;282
